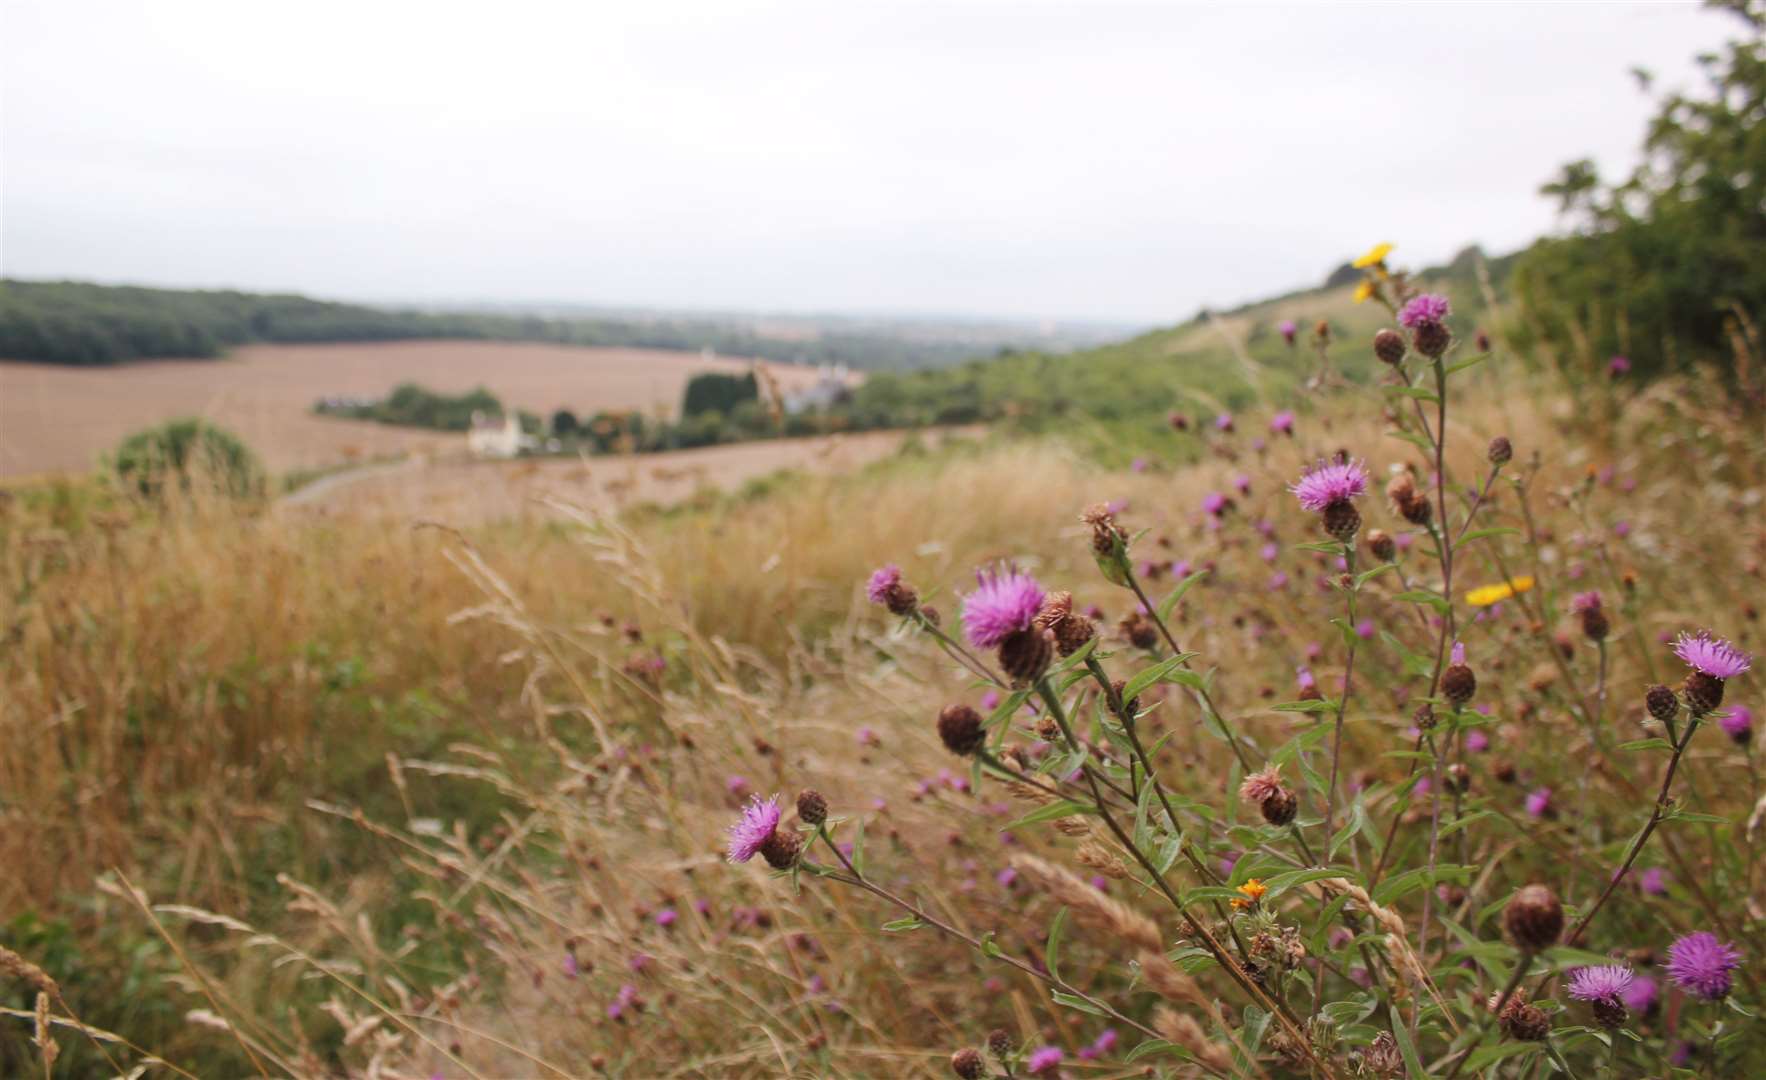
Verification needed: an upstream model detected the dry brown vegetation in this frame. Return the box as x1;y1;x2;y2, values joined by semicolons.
1;364;1763;1077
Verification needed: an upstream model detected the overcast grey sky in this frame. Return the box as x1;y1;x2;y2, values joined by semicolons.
0;1;1738;323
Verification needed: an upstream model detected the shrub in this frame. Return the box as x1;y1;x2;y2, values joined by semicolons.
111;418;263;499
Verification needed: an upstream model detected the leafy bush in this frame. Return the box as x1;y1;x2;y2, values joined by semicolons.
111;418;263;499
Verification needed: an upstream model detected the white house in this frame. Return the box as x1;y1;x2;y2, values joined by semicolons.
782;363;853;414
467;411;526;458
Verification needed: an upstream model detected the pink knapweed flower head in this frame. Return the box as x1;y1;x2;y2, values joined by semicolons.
1397;293;1450;328
1271;410;1295;435
1238;766;1285;805
1568;964;1635;1003
1215;412;1234;432
1672;631;1751;679
1608;354;1631;377
1719;704;1754;743
1203;491;1230;516
1524;787;1552;818
1288;458;1369;512
1279;319;1297;341
725;794;782;863
1451;641;1466;665
1570;591;1602;613
865;564;901;605
1027;1046;1064;1074
1622;974;1659;1013
961;564;1046;649
1666;931;1742;1000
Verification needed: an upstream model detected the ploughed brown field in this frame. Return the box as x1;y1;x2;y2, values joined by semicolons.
0;340;836;479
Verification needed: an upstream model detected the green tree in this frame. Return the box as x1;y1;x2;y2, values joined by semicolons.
1512;2;1764;391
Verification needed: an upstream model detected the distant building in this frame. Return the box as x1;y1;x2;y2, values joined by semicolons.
782;363;853;414
467;411;526;458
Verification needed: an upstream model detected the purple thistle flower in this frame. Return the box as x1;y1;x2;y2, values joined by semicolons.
1666;932;1742;999
1397;293;1450;328
1131;456;1148;473
725;794;782;863
1268;571;1289;590
1621;974;1659;1013
1638;866;1669;895
1355;618;1375;640
1672;631;1752;679
1608;354;1631;377
1451;641;1466;665
865;564;901;605
1027;1046;1064;1074
995;867;1018;888
1719;704;1754;743
563;952;579;978
1203;491;1230;516
1261;542;1279;563
1279;319;1297;343
961;565;1046;649
1465;729;1490;752
1524;787;1552;818
1570;591;1602;613
1614;520;1632;538
655;907;677;927
1235;473;1252;495
1215;412;1234;432
1270;410;1295;435
1288;459;1369;512
1567;964;1635;1002
1296;666;1317;692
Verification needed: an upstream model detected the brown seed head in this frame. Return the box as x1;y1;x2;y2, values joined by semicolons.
1683;671;1724;715
795;789;828;827
950;1048;985;1079
1442;663;1477;707
1366;528;1396;562
1373;328;1406;366
998;628;1054;687
1487;436;1513;466
1413;319;1451;359
1503;884;1564;951
1645;684;1680;722
937;704;985;756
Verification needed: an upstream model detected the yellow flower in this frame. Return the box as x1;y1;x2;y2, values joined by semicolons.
1352;279;1376;304
1464;575;1535;608
1231;879;1268;910
1352;242;1394;269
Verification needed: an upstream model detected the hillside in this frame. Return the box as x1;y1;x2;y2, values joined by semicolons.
0;279;1117;372
847;245;1521;462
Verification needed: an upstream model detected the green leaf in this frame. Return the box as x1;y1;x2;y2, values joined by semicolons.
1355;562;1397;588
1123;1038;1184;1063
979;931;1004;959
1123;655;1194;701
1003;799;1096;831
1445;352;1489;376
1386;429;1433;453
881;916;924;932
1051;990;1109;1016
1388;1019;1428;1079
1260;866;1357;896
1271;698;1337;714
1045;906;1068;982
1394;589;1452;615
1462;1040;1540;1071
1389;385;1440;403
1667;810;1730;824
1456;526;1519;546
1156;570;1209;624
1617;737;1674;752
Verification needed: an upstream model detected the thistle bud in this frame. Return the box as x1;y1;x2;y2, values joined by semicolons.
1261;788;1299;827
1373;329;1406;366
937;704;985;756
998;628;1054;687
758;831;802;870
1683;671;1725;715
1503;884;1564;951
1591;997;1627;1030
796;789;828;827
1503;1003;1551;1042
1322;499;1362;543
987;1028;1013;1059
1487;436;1512;466
1413;320;1451;359
950;1048;985;1079
1442;662;1477;708
1366;528;1396;562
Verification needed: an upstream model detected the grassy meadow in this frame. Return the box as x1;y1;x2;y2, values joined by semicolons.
3;263;1763;1078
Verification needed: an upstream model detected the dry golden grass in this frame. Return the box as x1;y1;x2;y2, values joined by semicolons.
2;368;1763;1077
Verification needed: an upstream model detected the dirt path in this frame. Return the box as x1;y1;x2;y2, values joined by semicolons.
279;428;974;524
